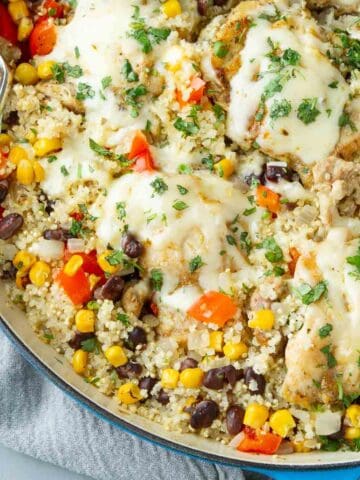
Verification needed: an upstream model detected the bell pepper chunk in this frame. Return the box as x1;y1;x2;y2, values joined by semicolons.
64;250;104;277
237;427;282;455
0;4;18;44
29;19;56;56
187;291;237;327
288;247;300;277
188;77;206;103
128;131;150;160
57;267;91;305
256;185;280;214
43;0;64;18
131;150;155;173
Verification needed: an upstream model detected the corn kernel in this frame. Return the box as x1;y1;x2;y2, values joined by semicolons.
269;409;296;438
17;159;34;185
33;161;45;182
24;130;37;144
0;133;11;146
214;158;235;179
179;368;204;388
9;145;28;165
17;16;33;41
223;341;248;360
14;63;38;85
33;137;62;157
97;250;119;274
209;330;223;352
344;427;360;440
89;274;101;290
64;255;83;277
105;346;127;367
248;309;275;330
75;309;95;333
72;349;88;375
37;60;57;80
293;441;311;453
161;368;179;389
13;250;36;275
162;0;182;18
346;405;360;428
117;383;142;404
243;403;269;429
29;261;50;287
8;0;29;23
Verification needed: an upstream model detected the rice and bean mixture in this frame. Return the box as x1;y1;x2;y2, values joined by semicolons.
0;0;360;455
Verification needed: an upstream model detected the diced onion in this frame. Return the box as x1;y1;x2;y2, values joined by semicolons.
118;266;135;277
229;431;245;448
67;238;85;253
315;411;342;436
30;239;64;261
1;243;18;261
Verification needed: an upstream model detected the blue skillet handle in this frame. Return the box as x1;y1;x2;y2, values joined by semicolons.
242;466;360;480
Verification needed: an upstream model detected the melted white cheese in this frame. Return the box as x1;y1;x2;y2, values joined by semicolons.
228;9;349;164
95;172;261;303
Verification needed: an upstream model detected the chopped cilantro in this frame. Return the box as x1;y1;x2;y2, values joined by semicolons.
87;300;99;311
174;117;199;137
150;268;163;291
213;104;225;122
319;436;341;452
116;202;126;220
125;84;148;117
213;41;228;58
294;281;327;305
69;219;83;237
81;337;99;353
122;59;139;82
258;237;283;263
346;245;360;279
76;82;95;100
74;46;80;59
178;164;192;174
243;207;256;216
270;99;291;120
60;165;69;176
128;6;171;54
177;184;188;195
172;200;188;211
105;250;123;266
328;80;338;89
320;344;337;368
189;255;204;273
226;235;237;246
151;177;168;195
297;98;320;125
338;112;357;132
201;154;214;171
101;76;112;89
318;323;333;338
47;155;57;163
116;313;130;326
89;138;112;157
240;232;252;255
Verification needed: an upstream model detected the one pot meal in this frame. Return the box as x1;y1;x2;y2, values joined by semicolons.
0;0;360;456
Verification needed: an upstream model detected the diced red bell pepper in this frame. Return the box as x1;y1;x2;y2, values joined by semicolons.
64;250;104;277
237;427;282;455
131;151;155;172
57;267;91;305
43;0;64;18
187;291;237;327
128;131;149;160
29;19;56;56
150;302;159;317
70;211;84;222
188;77;206;103
0;4;18;44
256;185;280;214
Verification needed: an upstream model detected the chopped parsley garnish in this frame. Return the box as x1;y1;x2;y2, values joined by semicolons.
294;281;328;305
178;164;192;174
150;268;163;291
258;237;283;263
319;436;341;452
105;250;123;266
69;219;83;237
101;76;112;89
270;99;291;120
87;300;99;311
47;155;57;163
151;177;168;195
74;46;80;59
226;235;237;246
240;232;252;255
320;344;337;368
122;59;139;82
213;104;225;122
177;184;188;195
76;82;95;101
346;244;360;279
213;41;228;58
89;138;112;157
201;154;214;171
338;112;357;132
60;165;69;176
174;117;199;137
116;202;126;220
81;337;99;353
328;80;338;89
297;98;320;125
189;255;204;273
265;266;285;277
172;200;188;211
125;84;148;117
243;207;256;216
128;6;171;54
116;313;130;326
319;323;333;338
336;30;360;70
52;63;66;83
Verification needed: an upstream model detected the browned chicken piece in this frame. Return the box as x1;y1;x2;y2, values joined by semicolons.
282;229;360;407
307;0;360;12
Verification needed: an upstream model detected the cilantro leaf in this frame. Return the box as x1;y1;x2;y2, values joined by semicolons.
294;281;327;305
150;268;163;291
318;323;333;338
297;98;320;125
189;255;204;273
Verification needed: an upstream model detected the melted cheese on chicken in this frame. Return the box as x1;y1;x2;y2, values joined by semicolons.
95;172;261;305
283;227;360;405
227;5;349;164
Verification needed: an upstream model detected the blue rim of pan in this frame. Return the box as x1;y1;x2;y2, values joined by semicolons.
1;316;359;474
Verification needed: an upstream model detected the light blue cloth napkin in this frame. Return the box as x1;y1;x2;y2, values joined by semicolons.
0;332;248;480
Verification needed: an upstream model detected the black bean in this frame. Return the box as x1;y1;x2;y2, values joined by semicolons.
179;358;198;371
125;327;147;351
197;0;208;15
43;228;71;241
214;0;228;4
139;376;157;394
5;111;19;126
0;213;23;240
190;400;219;429
68;332;94;350
265;163;299;183
203;366;242;390
121;233;143;258
116;362;142;379
226;405;244;435
0;261;17;280
94;275;125;302
0;180;9;203
244;367;266;395
157;389;170;405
